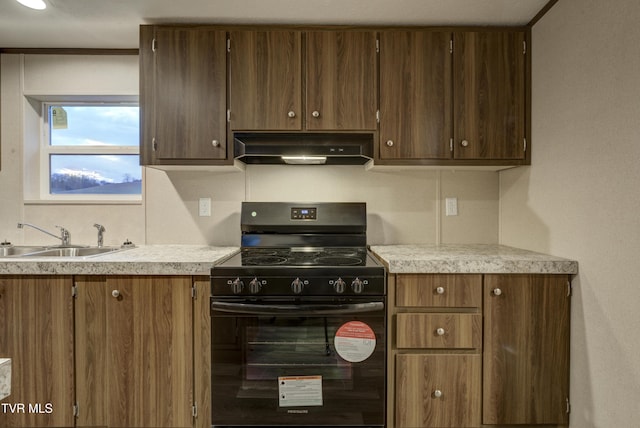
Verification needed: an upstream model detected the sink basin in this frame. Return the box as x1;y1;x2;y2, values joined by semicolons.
23;246;127;258
0;245;129;258
0;245;49;257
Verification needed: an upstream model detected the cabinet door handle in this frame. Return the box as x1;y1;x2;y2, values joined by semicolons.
433;389;443;398
386;140;394;147
311;110;320;118
287;111;296;118
435;286;445;295
492;288;502;296
436;328;446;336
111;289;120;298
461;139;470;147
211;140;220;148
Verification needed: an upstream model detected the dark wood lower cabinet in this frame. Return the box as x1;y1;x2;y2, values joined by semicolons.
391;273;571;428
75;276;193;428
483;274;570;425
0;276;75;428
396;354;481;428
0;271;569;428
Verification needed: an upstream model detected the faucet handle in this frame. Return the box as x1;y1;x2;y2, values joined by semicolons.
94;224;106;232
55;226;71;246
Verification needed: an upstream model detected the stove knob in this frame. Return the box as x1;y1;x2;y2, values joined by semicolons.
333;278;346;294
351;278;364;294
249;278;262;294
230;278;244;294
291;278;304;294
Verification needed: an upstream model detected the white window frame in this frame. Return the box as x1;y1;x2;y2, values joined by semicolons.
39;101;142;202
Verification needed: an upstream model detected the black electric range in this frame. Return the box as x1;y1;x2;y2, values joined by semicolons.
211;202;386;298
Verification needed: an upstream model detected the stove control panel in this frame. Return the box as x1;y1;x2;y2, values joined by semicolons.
291;207;317;220
214;275;382;296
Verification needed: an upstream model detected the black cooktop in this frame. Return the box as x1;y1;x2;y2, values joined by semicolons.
237;247;369;267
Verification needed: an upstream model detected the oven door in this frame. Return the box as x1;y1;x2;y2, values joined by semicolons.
211;297;386;428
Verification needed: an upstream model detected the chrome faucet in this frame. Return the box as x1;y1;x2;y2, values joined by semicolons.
17;222;71;246
94;224;105;247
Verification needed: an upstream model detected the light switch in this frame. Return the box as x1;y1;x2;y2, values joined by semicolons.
199;198;211;217
445;197;458;216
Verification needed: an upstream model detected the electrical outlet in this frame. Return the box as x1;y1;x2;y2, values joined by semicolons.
199;198;211;217
445;197;458;216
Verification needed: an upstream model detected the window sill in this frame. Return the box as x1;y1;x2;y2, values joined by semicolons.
24;199;142;206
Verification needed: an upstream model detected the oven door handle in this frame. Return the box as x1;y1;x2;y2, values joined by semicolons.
211;301;384;315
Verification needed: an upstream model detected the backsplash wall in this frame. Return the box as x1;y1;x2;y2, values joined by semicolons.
1;53;499;247
145;166;499;246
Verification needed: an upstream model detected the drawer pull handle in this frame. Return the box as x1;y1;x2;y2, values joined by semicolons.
492;288;503;296
111;289;120;298
435;286;445;295
433;389;443;398
436;327;446;336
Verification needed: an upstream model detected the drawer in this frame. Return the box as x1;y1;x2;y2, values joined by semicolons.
396;313;482;349
395;354;481;427
396;274;482;308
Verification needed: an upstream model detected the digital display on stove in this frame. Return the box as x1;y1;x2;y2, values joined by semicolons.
291;207;317;220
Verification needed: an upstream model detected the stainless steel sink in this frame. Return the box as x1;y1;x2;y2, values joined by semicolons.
0;245;129;258
0;245;49;257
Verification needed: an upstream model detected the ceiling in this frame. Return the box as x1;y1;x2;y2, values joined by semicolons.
0;0;549;49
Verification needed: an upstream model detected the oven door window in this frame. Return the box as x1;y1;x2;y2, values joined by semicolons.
211;301;385;427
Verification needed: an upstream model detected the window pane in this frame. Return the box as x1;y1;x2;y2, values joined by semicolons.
50;155;141;195
49;105;139;147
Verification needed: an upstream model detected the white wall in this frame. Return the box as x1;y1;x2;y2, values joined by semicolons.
499;0;640;426
1;53;500;247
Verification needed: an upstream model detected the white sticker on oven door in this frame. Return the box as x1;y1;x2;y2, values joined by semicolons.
334;321;376;363
278;375;323;407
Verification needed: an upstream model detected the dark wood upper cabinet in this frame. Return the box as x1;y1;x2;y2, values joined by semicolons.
229;31;302;130
453;31;526;160
229;30;377;131
140;26;227;165
379;31;452;160
305;31;377;130
483;274;570;425
140;25;529;167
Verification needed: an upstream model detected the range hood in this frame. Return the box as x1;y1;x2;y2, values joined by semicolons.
233;132;374;165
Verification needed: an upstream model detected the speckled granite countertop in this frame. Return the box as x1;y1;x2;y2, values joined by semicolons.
0;358;10;401
0;245;239;276
0;244;577;276
369;244;578;274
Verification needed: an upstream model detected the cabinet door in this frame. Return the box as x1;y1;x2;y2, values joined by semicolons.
306;31;377;130
75;276;193;428
396;354;481;427
453;31;525;160
483;274;570;425
379;31;451;160
152;27;227;161
229;30;302;130
0;276;74;427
